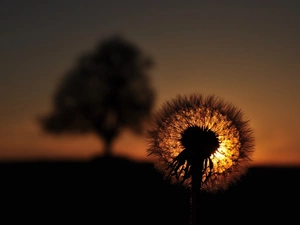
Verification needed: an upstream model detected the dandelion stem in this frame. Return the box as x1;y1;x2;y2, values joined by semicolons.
190;157;204;225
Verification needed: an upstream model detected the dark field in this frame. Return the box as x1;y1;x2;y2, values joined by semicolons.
1;156;299;224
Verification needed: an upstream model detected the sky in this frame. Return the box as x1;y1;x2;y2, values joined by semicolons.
1;0;300;166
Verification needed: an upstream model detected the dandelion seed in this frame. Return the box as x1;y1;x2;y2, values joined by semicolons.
147;93;255;192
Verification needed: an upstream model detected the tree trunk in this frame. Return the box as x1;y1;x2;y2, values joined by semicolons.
103;138;113;157
94;121;118;157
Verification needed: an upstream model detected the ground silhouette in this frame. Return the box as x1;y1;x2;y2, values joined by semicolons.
1;156;299;224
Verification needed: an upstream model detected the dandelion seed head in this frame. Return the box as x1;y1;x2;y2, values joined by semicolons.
147;93;255;192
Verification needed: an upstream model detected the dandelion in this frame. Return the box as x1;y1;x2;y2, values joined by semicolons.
147;93;255;225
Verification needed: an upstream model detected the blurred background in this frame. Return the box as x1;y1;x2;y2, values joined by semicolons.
1;0;300;166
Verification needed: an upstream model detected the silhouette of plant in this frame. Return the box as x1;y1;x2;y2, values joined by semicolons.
39;35;156;157
147;93;255;225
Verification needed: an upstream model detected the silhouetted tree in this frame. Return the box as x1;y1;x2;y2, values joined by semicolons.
39;35;156;157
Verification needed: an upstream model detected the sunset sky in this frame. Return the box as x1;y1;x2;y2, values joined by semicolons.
1;0;300;166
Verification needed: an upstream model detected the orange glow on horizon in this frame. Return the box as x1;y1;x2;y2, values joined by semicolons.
1;133;300;166
0;116;300;166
